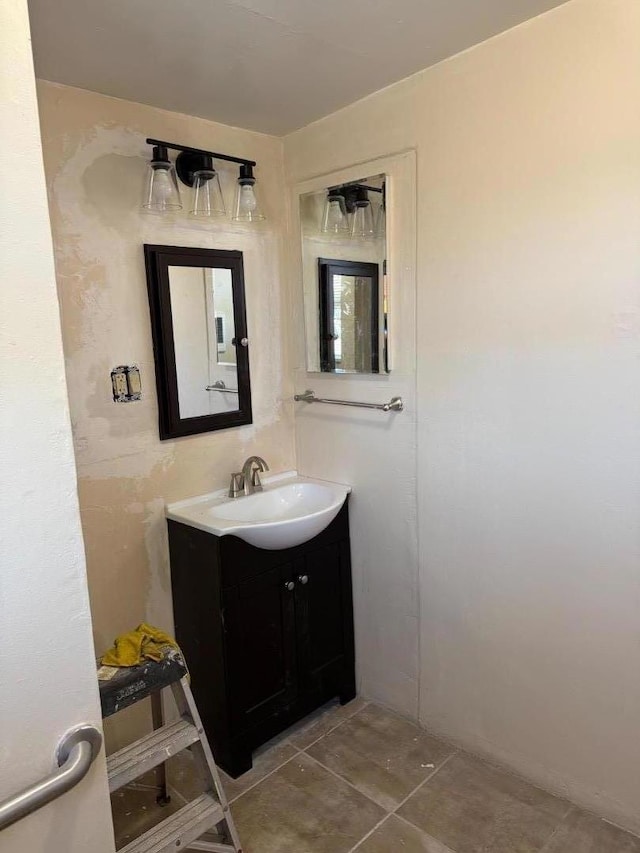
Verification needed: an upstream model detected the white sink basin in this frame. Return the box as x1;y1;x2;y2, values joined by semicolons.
166;473;351;550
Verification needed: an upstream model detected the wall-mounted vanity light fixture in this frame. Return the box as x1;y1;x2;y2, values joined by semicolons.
142;145;182;212
233;164;265;222
142;139;265;223
186;154;226;218
320;182;383;241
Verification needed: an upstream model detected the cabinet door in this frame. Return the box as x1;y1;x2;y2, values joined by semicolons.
295;541;354;694
223;564;297;731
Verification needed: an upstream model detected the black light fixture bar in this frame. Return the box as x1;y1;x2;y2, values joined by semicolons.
327;181;384;216
354;184;383;194
146;138;256;168
328;182;383;195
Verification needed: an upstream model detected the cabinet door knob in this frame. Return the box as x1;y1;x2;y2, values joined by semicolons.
298;575;309;585
284;581;295;591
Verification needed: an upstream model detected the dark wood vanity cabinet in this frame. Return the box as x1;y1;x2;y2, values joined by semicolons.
168;502;355;777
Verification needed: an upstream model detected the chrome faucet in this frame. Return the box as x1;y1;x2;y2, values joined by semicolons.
242;455;269;494
228;456;270;498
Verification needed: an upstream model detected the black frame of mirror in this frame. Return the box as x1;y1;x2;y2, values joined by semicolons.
318;258;380;374
144;244;252;439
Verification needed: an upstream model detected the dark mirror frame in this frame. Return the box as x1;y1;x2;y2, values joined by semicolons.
318;258;380;374
144;244;252;440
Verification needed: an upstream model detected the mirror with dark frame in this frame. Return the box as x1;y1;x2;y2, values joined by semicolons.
299;173;388;374
144;244;252;439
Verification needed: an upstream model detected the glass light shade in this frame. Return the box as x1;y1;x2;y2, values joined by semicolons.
350;201;375;240
321;191;349;234
142;161;182;212
233;178;265;222
190;168;226;217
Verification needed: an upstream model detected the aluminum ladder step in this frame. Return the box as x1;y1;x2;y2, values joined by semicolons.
118;793;225;853
107;719;200;792
188;839;240;852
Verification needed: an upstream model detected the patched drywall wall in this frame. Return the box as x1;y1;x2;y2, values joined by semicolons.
37;81;296;750
285;0;640;834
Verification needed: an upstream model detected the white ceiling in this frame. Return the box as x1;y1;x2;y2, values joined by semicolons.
28;0;568;136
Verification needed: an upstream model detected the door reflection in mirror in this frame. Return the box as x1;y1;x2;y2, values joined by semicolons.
319;259;379;373
168;266;238;418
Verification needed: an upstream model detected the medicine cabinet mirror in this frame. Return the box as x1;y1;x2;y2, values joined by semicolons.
145;245;252;439
299;173;388;374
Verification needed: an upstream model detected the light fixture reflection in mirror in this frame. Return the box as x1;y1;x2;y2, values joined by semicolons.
299;173;388;374
320;189;350;235
350;187;375;240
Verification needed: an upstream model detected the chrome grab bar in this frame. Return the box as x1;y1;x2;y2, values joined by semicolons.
0;725;102;832
205;380;238;394
294;389;404;412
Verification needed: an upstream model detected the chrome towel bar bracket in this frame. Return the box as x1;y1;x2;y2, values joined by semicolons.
0;725;102;831
294;389;403;412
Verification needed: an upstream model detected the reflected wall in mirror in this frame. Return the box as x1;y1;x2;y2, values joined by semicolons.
169;266;237;418
300;173;388;374
145;245;251;439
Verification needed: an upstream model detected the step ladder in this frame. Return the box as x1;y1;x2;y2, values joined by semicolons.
99;651;242;853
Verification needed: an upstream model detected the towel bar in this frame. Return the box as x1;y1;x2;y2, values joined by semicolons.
294;389;403;412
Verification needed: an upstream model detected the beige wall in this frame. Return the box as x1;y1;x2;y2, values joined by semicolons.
37;81;296;750
285;0;640;834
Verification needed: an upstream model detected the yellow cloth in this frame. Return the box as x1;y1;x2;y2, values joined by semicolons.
100;623;180;667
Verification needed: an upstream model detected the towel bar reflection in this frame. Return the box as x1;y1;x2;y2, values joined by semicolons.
294;389;403;412
206;381;239;394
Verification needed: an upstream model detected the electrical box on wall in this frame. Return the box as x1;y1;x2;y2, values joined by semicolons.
111;365;141;402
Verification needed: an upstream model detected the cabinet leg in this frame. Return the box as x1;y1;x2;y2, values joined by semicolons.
339;683;357;706
219;748;253;780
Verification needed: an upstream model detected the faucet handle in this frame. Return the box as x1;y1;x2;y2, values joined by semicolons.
228;472;244;498
251;467;264;492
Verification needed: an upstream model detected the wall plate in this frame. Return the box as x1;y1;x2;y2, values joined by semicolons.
111;365;141;402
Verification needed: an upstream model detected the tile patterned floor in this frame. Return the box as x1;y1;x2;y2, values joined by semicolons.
111;699;640;853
